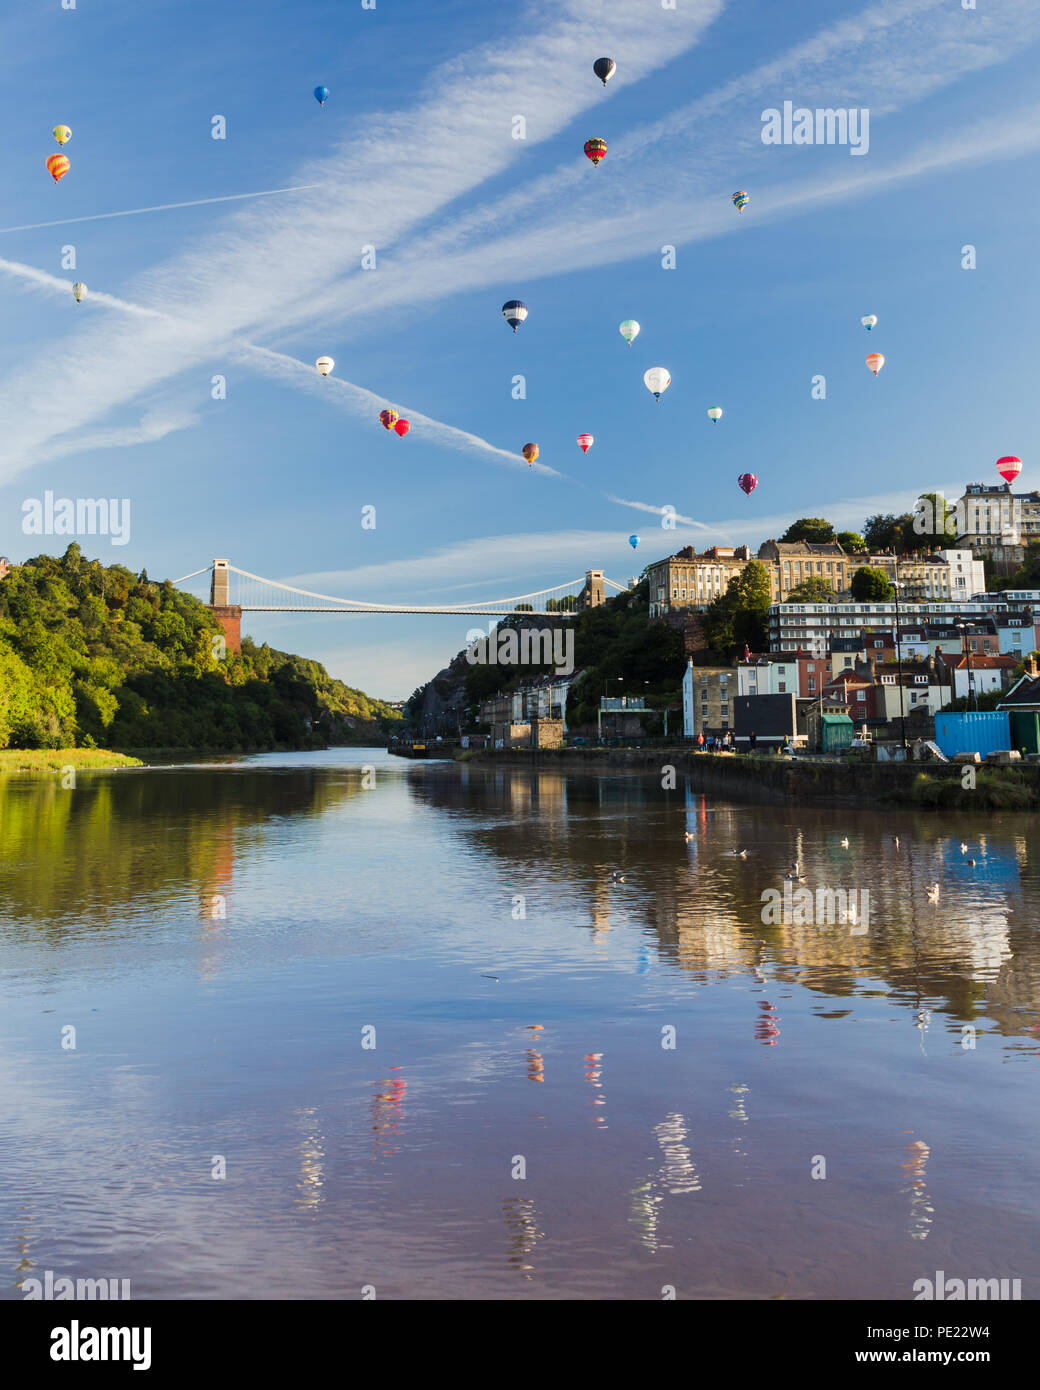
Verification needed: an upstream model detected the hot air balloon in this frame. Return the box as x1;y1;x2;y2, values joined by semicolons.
732;190;749;212
46;153;69;184
644;367;670;401
997;455;1022;483
619;319;640;346
577;433;594;454
379;408;399;431
584;138;607;166
314;86;329;107
861;314;878;330
865;352;885;376
315;356;334;376
593;58;616;86
53;125;71;147
629;534;640;549
501;300;528;332
522;443;539;466
708;407;723;424
72;282;86;304
394;418;410;437
738;472;758;496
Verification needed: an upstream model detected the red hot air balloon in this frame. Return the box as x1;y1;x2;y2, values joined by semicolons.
997;455;1022;483
394;419;410;437
46;153;70;184
737;472;758;496
584;138;607;166
576;433;594;454
379;408;399;432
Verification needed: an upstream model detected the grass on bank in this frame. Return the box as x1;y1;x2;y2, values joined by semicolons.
0;749;142;773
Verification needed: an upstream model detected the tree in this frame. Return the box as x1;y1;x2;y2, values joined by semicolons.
851;566;894;601
786;576;836;602
837;530;868;553
863;513;915;554
703;560;771;656
911;492;958;551
779;517;835;544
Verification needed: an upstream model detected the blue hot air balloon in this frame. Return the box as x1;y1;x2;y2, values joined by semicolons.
314;86;329;107
629;534;640;549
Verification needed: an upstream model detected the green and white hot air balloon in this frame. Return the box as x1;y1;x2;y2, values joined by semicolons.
72;282;86;303
707;406;723;424
619;319;640;347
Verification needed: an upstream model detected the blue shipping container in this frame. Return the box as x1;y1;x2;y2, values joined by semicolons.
933;711;1010;757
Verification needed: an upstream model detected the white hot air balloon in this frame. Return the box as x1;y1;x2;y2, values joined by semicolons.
861;314;878;330
619;319;640;347
644;367;671;401
315;356;334;377
72;282;86;304
707;406;723;423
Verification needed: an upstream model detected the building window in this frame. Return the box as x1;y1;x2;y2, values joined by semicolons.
778;682;786;692
857;691;866;702
808;679;816;693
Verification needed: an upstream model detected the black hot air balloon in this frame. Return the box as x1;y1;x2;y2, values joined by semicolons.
593;58;616;86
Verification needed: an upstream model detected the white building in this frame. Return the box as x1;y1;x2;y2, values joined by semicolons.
769;600;1006;652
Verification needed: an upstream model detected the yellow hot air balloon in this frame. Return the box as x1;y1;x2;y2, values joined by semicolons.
53;125;71;147
522;442;539;466
72;282;86;303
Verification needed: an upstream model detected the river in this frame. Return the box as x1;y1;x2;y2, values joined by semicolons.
1;748;1037;1300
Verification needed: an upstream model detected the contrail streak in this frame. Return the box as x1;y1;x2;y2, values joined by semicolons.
0;184;323;236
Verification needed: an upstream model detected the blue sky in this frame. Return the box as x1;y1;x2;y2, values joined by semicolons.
1;0;1039;698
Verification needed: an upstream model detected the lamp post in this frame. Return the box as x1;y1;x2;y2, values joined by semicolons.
893;575;908;753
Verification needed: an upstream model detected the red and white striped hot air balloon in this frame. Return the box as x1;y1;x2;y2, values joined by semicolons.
576;433;594;454
996;455;1022;483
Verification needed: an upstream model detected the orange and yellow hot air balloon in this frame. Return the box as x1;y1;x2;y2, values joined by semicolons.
522;442;539;466
584;138;607;167
865;352;885;377
46;153;70;184
379;408;399;431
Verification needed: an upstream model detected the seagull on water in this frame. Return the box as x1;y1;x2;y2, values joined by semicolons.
960;843;969;854
685;831;695;841
892;836;900;849
785;863;806;883
926;883;940;903
840;837;849;849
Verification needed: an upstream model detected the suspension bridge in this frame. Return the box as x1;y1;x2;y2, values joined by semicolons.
171;560;631;647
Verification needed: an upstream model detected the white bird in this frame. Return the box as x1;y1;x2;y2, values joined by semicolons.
960;843;969;854
892;836;900;848
926;883;940;903
840;837;849;849
684;831;695;841
785;863;806;883
969;858;976;867
727;848;749;858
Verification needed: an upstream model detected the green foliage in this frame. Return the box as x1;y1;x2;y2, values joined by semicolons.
837;530;868;553
786;576;836;602
779;517;835;544
862;512;916;554
0;546;401;751
851;565;895;601
912;492;958;550
702;560;771;657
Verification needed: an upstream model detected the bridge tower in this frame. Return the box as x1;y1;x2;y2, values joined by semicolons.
582;569;605;609
209;558;242;653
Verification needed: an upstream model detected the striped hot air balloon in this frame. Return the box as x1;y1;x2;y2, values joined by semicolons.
501;300;528;332
379;408;399;431
619;319;640;346
576;434;594;454
584;138;608;166
53;125;71;147
46;153;70;184
732;190;749;212
72;282;86;304
996;455;1022;483
737;472;758;496
593;58;616;86
522;443;539;466
708;407;723;424
865;352;885;376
